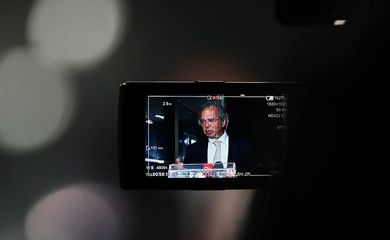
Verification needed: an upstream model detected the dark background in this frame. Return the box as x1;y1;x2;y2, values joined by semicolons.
1;0;388;239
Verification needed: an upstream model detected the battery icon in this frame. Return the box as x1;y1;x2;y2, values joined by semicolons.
266;96;274;101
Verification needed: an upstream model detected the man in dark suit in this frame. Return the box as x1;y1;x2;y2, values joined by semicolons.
184;100;264;175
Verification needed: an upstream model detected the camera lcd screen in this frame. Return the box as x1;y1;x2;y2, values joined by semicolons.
145;94;287;178
118;81;300;189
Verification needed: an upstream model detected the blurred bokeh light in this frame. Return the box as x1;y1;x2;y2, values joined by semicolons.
24;182;130;240
169;54;257;81
0;48;74;153
179;190;255;240
27;0;126;68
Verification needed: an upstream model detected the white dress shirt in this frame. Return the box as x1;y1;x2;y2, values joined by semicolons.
207;131;229;165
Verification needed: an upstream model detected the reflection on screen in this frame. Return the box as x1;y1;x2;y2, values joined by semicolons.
145;94;287;178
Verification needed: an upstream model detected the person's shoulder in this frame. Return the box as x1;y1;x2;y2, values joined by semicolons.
188;139;208;149
184;138;208;164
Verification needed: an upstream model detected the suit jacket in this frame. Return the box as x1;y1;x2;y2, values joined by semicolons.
184;135;265;174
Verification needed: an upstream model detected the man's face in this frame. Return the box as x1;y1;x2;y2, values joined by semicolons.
200;106;226;139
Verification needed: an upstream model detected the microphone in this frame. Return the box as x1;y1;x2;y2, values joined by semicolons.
213;161;224;169
202;163;214;169
202;163;214;177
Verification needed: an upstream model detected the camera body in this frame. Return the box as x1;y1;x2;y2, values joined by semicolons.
118;81;302;189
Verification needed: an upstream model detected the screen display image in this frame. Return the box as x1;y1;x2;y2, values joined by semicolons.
144;94;288;179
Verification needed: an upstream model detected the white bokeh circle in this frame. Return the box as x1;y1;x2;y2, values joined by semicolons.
0;48;74;153
24;183;125;240
27;0;125;67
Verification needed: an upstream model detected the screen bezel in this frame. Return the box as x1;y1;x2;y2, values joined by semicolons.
118;81;302;189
